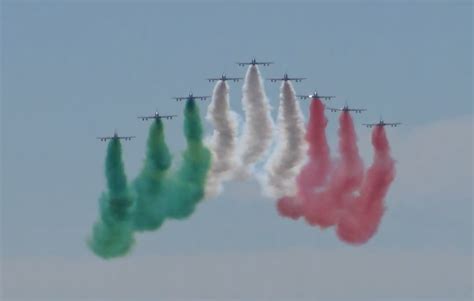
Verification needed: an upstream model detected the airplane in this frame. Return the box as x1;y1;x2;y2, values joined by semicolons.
362;119;401;128
137;111;177;121
97;131;135;142
237;58;274;67
172;92;211;102
207;74;243;83
296;91;335;101
267;73;306;83
327;104;366;114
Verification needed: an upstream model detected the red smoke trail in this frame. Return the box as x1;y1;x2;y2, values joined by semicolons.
303;111;364;228
277;98;331;219
336;126;395;244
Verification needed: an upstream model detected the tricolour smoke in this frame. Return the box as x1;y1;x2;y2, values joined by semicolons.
205;80;238;198
277;98;331;219
237;65;274;176
336;126;395;244
88;139;135;259
132;118;172;231
303;111;364;228
264;81;306;198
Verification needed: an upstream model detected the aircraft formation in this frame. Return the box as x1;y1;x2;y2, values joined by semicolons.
90;57;400;259
97;58;400;142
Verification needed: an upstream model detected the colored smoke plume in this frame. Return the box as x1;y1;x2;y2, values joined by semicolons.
205;80;238;198
264;81;306;198
89;99;211;259
303;111;364;228
88;139;135;259
159;98;212;219
336;126;395;244
277;98;332;219
132;118;172;231
237;65;274;176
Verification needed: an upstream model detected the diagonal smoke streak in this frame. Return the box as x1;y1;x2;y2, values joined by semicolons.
237;65;274;176
264;81;307;198
205;80;239;198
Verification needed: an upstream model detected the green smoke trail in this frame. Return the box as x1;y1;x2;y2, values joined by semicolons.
131;99;211;233
89;99;211;258
160;99;212;219
88;139;135;259
132;118;172;231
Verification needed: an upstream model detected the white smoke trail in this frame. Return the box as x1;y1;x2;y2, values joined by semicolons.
263;81;307;198
205;80;239;198
236;65;274;177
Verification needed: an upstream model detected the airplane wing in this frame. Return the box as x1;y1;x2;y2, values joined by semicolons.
288;77;306;82
319;96;335;100
193;96;211;100
161;114;177;119
349;108;366;113
172;97;186;101
137;116;154;121
227;77;243;82
119;136;135;141
97;136;112;141
326;107;342;112
362;123;375;128
267;78;282;82
296;95;310;99
386;122;401;127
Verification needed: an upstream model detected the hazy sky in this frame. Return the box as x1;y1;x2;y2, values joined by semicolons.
1;1;472;300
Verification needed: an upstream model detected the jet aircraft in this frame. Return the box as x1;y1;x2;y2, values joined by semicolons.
363;119;401;128
207;74;243;82
268;73;306;83
172;93;211;101
97;131;135;142
297;91;335;101
327;104;366;113
138;111;177;121
237;58;273;66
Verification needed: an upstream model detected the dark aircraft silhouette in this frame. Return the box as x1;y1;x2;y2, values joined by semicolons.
296;91;335;101
268;73;306;83
172;93;211;101
97;131;135;142
363;119;401;128
207;74;243;83
138;111;177;121
327;104;366;114
237;58;273;66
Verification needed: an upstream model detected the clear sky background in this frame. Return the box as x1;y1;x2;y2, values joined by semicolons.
1;1;472;300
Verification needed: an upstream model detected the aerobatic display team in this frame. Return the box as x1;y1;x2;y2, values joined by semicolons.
89;59;399;259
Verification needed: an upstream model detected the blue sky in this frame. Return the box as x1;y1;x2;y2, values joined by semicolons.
1;1;472;300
